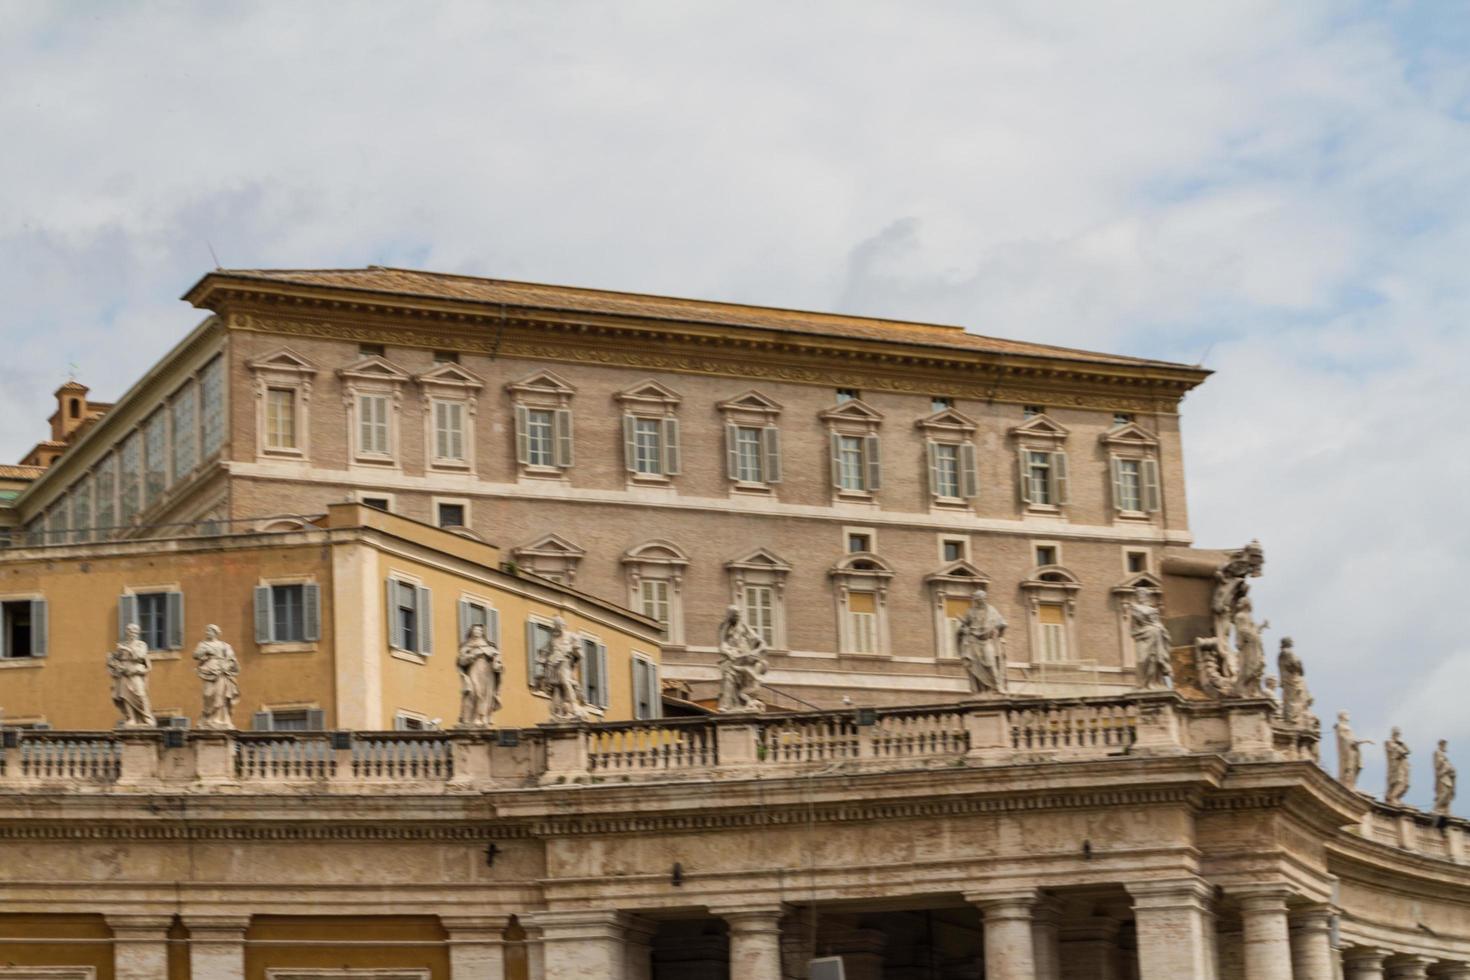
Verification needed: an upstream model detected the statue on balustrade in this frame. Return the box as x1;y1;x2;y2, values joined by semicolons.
457;624;504;728
1232;597;1269;697
107;623;156;728
194;624;240;730
1385;727;1412;806
1434;740;1456;816
956;589;1008;696
1126;588;1173;691
536;616;593;723
1211;539;1264;650
1277;638;1309;726
1335;711;1373;791
717;604;768;713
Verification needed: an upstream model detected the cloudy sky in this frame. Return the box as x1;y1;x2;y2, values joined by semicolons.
2;2;1466;804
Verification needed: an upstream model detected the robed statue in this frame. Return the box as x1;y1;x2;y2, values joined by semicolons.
956;590;1008;696
1434;740;1457;817
1385;727;1411;806
716;604;768;713
1335;711;1373;791
1232;597;1269;697
457;623;504;728
107;623;156;728
193;624;241;730
536;616;592;722
1126;588;1173;691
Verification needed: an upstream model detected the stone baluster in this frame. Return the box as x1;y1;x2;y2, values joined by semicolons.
1127;878;1216;980
1342;948;1388;980
108;913;173;980
442;915;509;979
967;888;1039;980
1287;904;1336;980
181;915;249;980
1233;886;1294;980
721;906;785;980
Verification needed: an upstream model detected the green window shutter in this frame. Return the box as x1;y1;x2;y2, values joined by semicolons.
663;418;680;475
1142;458;1161;513
864;434;882;492
302;584;320;642
166;591;184;650
926;440;940;497
254;586;273;644
416;586;433;655
622;415;637;472
514;405;530;465
960;442;978;499
725;424;740;480
30;599;47;658
763;426;782;484
554;409;574;467
1017;451;1032;504
118;594;138;643
1052;451;1070;505
829;432;843;489
1110;456;1125;511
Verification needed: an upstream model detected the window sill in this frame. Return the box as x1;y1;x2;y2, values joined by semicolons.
522;464;567;478
428;460;473;472
390;648;429;665
1022;504;1065;517
146;651;182;662
260;448;306;460
259;642;319;655
730;481;773;495
1113;510;1156;523
930;497;972;510
351;455;399;468
833;490;875;503
628;472;672;485
840;651;893;661
0;658;45;670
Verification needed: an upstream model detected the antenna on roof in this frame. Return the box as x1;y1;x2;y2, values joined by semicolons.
205;239;222;270
1195;341;1214;368
67;360;78;381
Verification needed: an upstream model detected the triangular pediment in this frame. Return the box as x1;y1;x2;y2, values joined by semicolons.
725;547;792;572
506;369;576;396
1008;413;1070;441
1112;571;1163;594
915;407;978;433
615;379;682;406
513;533;585;558
1099;421;1159;448
337;355;411;384
415;362;484;390
247;347;317;375
716;390;783;416
924;559;993;585
818;399;884;424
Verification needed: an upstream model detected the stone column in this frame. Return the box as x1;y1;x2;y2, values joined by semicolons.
1059;916;1123;980
1432;965;1470;980
967;889;1038;980
1288;904;1336;980
1127;878;1215;980
442;915;508;979
183;915;249;980
532;910;632;979
524;923;545;980
1385;956;1434;979
1031;895;1063;980
107;914;173;980
723;906;785;980
1235;887;1293;980
622;915;656;980
1342;948;1387;980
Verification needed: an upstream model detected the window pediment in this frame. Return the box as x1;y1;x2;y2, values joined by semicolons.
830;551;894;578
1009;413;1069;443
1100;421;1159;450
1023;564;1082;590
414;362;484;391
337;355;411;386
513;533;585;560
247;347;318;377
1111;571;1163;595
506;369;576;402
819;399;884;427
622;539;690;568
616;379;682;411
726;546;792;574
716;390;783;420
915;407;977;436
923;559;992;588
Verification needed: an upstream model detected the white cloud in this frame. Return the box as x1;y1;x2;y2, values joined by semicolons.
1;1;1467;806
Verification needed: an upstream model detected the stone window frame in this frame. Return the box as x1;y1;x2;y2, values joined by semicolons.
1111;570;1164;671
576;627;610;714
118;583;185;657
938;534;970;564
915;407;980;507
617;379;682;484
1019;564;1083;665
829;551;895;657
924;560;992;660
819;399;884;502
415;362;484;474
716;389;784;494
1008;413;1072;515
511;533;585;586
384;569;432;665
506;369;576;480
432;495;472;531
725;547;793;651
1101;421;1163;521
337;355;411;470
246;347;318;461
252;574;323;655
622;539;690;647
631;651;661;720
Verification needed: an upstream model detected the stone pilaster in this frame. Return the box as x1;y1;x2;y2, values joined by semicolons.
1343;948;1388;980
622;915;656;980
1031;895;1064;980
1432;965;1470;980
722;906;785;980
1059;915;1123;980
1234;887;1294;980
532;909;637;979
441;914;508;979
1127;878;1215;980
968;888;1038;980
181;914;249;980
1287;904;1336;980
107;913;172;980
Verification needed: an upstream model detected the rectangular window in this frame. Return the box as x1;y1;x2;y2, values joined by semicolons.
943;596;971;658
1038;603;1067;662
253;583;321;645
1023;404;1043;418
639;579;670;629
837;435;864;491
433;350;459;364
632;655;660;720
143;409;168;504
933;443;960;498
0;599;46;659
526;619;555;687
1113;412;1134;425
847;532;871;554
931;396;953;412
633;417;662;475
135;593;169;651
171;382;198;478
393;582;417;652
1035;545;1058;567
1116;458;1143;511
71;477;92;544
200;356;225;458
1026;450;1053;505
358;394;390;455
118;431;142;523
846;592;878;654
581;637;609;709
836;388;859;403
362;497;390;512
458;598;500;645
437;502;466;528
734;426;763;482
433;400;466;462
743;585;775;646
358;343;386;358
265;388;296;450
942;539;965;563
95;455;116;537
526;408;555;466
273;585;307;643
256;708;325;732
1126;551;1149;574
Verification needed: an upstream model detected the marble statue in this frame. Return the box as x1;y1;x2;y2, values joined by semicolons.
1335;712;1373;791
1276;637;1308;726
1385;727;1411;806
1232;597;1269;698
107;623;156;728
1434;740;1456;817
1126;588;1173;691
1197;641;1236;699
1211;539;1264;649
716;604;768;713
956;590;1008;696
536;616;592;722
193;624;240;730
456;623;504;728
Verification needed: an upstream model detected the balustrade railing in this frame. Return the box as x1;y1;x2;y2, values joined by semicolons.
758;714;860;763
870;706;970;758
1008;701;1137;752
587;719;718;772
235;733;334;780
17;733;120;780
352;734;453;780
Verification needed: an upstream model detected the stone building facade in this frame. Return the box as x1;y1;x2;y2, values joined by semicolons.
3;267;1211;707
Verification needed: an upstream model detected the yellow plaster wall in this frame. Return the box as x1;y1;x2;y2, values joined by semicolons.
245;916;449;980
0;914;114;979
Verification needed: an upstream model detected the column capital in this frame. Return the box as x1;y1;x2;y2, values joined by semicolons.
178;914;250;938
964;886;1040;915
528;908;642;940
1288;902;1336;931
1125;876;1214;910
105;913;174;936
1226;883;1295;914
1431;966;1470;980
1344;947;1389;968
1386;955;1435;979
717;905;787;931
439;914;511;939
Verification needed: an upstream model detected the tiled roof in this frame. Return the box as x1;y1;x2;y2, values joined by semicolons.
195;266;1198;372
0;464;45;479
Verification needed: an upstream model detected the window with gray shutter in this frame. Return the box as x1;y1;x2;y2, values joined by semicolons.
553;408;574;467
254;586;273;644
118;594;139;643
661;418;680;475
1051;451;1070;505
29;599;46;658
959;443;978;499
526;620;553;687
415;586;433;655
302;583;321;642
864;434;881;491
762;427;782;483
165;591;184;651
514;405;530;465
1142;458;1161;513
